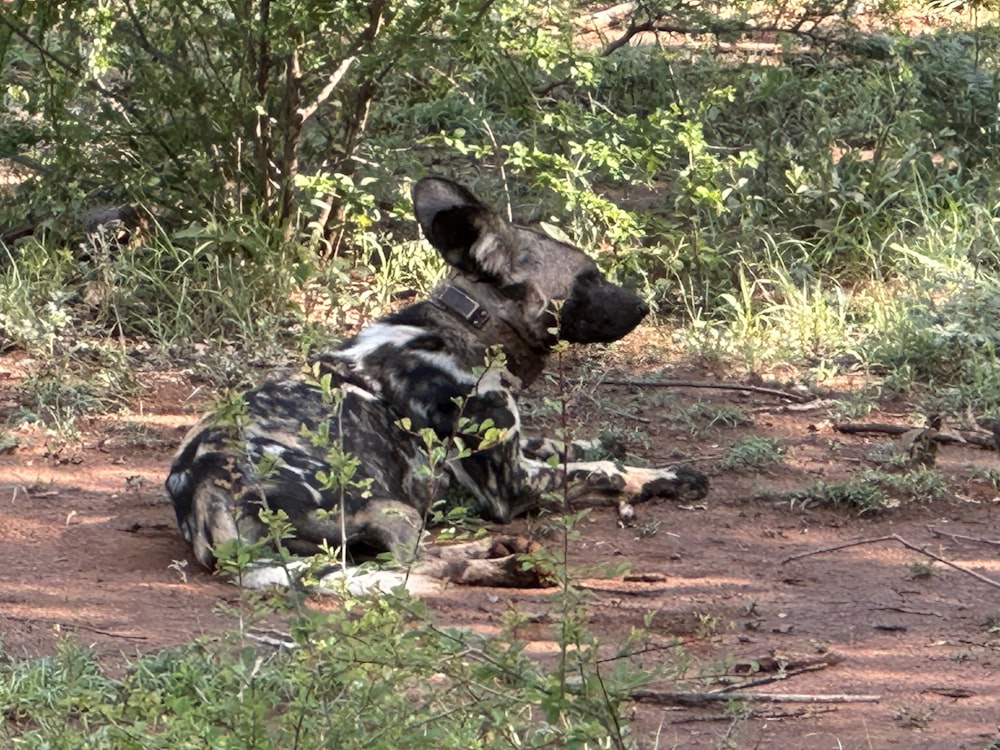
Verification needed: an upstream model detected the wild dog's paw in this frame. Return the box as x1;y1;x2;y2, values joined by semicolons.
485;535;556;586
485;535;542;558
634;464;708;504
617;499;637;526
421;536;552;588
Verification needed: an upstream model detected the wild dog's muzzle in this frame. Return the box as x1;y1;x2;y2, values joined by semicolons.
558;270;649;344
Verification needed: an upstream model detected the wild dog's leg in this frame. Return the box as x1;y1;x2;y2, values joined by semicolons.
523;457;708;522
520;434;626;463
235;496;427;591
346;498;427;564
416;535;547;587
270;496;425;561
311;536;549;595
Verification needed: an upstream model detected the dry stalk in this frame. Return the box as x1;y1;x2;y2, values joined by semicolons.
781;534;1000;590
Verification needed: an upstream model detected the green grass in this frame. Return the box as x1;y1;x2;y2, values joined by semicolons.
0;578;680;749
719;436;784;471
789;465;948;514
672;401;752;437
5;12;1000;425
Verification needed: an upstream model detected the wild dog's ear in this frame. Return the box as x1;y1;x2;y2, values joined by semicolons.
412;177;501;274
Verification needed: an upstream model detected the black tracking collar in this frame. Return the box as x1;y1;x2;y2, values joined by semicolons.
432;284;490;329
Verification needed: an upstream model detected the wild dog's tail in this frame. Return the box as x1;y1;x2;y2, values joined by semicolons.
166;464;244;569
165;425;250;569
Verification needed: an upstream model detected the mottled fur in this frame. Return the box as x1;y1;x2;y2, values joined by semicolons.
166;177;708;588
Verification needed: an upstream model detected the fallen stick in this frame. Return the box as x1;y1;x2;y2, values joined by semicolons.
834;422;993;449
601;378;810;403
630;689;880;706
710;662;833;694
245;632;296;649
606;406;652;424
781;533;1000;591
873;605;943;618
2;614;148;641
669;706;837;724
926;525;1000;549
754;398;841;414
833;422;913;436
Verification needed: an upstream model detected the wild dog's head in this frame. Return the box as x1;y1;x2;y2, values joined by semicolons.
412;177;649;362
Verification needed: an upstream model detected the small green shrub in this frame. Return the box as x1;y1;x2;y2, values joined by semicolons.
790;464;948;513
16;343;138;437
0;586;663;749
790;478;889;513
869;466;949;504
719;436;784;471
673;401;752;436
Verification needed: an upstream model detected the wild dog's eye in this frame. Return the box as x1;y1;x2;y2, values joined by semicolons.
500;282;528;300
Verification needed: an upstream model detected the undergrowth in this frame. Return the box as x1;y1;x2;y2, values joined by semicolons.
790;466;949;514
0;590;663;749
5;3;1000;425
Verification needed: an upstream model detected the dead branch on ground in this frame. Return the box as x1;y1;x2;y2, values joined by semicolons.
601;378;811;402
669;706;837;724
835;421;994;449
630;689;880;706
781;534;1000;590
754;398;842;414
926;525;1000;549
711;662;835;694
3;614;148;641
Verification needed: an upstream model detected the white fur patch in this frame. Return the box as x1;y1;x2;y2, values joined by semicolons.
413;349;475;386
336;323;426;361
341;381;379;401
470;233;506;277
239;562;444;596
317;568;445;596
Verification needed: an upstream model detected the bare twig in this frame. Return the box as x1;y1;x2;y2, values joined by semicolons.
3;614;147;641
299;56;357;124
833;422;918;435
669;706;837;724
873;606;944;618
601;379;810;402
835;422;993;449
781;534;1000;590
927;525;1000;548
578;581;673;595
754;398;842;414
245;632;296;649
630;689;880;706
606;407;651;424
923;686;975;699
710;662;833;694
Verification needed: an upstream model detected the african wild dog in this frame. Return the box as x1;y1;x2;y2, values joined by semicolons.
166;177;708;589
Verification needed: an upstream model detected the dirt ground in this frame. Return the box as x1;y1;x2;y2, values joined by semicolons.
2;333;1000;750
